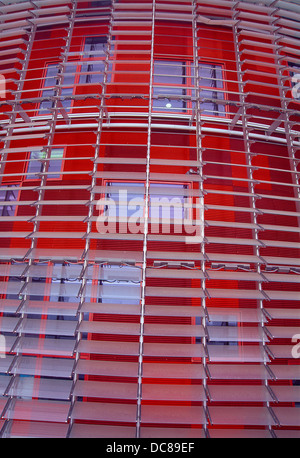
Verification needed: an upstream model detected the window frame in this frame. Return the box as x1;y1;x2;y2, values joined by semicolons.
98;179;193;234
36;62;78;116
152;59;227;118
77;35;111;87
0;185;20;218
152;59;190;113
25;147;65;181
37;35;111;116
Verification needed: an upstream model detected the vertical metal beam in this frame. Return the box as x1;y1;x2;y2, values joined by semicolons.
66;0;116;438
192;0;208;435
136;0;156;439
0;4;37;427
232;2;273;435
272;12;300;224
30;1;77;249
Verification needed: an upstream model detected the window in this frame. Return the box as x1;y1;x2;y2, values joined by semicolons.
0;186;19;217
198;63;225;116
99;182;191;236
39;36;110;115
153;60;188;112
206;320;238;346
26;149;64;179
105;182;188;218
153;60;225;116
91;0;111;6
79;36;111;85
98;264;141;305
39;63;76;115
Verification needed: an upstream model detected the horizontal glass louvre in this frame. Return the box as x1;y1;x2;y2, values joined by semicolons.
11;356;74;378
3;399;71;423
2;420;69;438
7;377;73;401
73;380;138;400
208;406;277;426
71;401;137;423
13;337;76;357
141;405;206;425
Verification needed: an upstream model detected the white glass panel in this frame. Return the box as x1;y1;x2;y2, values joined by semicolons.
79;321;140;335
270;365;300;380
0;397;9;416
275;431;300;438
208;385;273;402
208;326;266;342
73;380;138;400
15;337;75;357
267;345;295;359
144;323;205;337
207;345;269;362
266;309;300;320
142;384;206;401
4;420;69;438
0;299;20;314
21;300;79;317
0;317;19;333
75;359;138;377
208;406;276;426
143;343;205;358
209;429;272;438
141;405;206;424
145;287;204;298
69;424;136;438
18;318;77;336
140;427;205;438
0;356;15;374
272;407;300;426
4;399;70;423
12;356;74;378
266;326;299;339
71;401;137;422
8;377;72;400
208;364;271;380
207;307;266;323
272;386;300;403
77;340;139;356
0;374;11;396
143;363;205;379
145;305;204;318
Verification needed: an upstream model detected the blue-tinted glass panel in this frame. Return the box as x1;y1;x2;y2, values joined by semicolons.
0;187;18;217
39;64;76;114
27;149;63;179
154;61;185;85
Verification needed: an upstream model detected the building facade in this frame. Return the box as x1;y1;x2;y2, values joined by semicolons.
0;0;299;438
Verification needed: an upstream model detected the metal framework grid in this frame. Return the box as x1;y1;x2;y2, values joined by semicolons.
0;0;299;438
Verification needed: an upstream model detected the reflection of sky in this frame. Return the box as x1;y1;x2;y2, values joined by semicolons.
107;182;187;219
